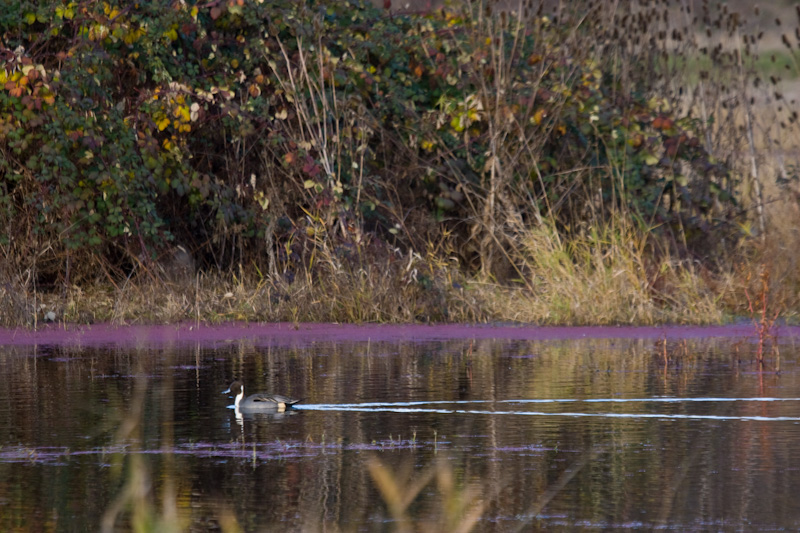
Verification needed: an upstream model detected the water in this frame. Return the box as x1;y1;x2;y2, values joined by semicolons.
1;324;799;531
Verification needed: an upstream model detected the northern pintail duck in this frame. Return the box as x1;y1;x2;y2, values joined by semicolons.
222;381;303;412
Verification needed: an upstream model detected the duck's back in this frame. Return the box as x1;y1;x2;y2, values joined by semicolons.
241;392;303;410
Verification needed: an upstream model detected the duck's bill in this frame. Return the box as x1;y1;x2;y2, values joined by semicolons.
222;387;231;394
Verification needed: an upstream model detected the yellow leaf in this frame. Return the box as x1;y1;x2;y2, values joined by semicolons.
157;117;170;131
24;12;36;24
255;191;269;210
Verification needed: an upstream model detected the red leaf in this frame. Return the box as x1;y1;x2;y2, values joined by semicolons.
303;161;321;178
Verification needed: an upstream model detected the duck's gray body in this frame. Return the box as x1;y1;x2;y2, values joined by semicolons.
223;381;303;411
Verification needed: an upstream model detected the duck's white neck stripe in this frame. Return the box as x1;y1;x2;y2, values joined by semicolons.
234;388;245;408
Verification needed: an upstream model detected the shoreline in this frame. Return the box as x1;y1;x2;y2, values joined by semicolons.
0;321;792;348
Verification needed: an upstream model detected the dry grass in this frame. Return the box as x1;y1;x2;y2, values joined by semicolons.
0;240;478;326
483;221;728;325
0;221;741;327
0;222;793;328
367;456;486;533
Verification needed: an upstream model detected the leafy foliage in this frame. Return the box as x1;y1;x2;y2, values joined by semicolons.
0;0;739;283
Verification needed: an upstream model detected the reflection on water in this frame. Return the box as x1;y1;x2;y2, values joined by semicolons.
1;333;800;531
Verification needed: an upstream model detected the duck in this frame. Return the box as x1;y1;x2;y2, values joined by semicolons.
222;380;303;412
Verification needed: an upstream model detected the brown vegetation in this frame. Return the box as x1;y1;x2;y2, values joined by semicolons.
2;0;800;326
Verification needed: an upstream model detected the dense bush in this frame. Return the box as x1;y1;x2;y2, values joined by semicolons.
0;0;740;284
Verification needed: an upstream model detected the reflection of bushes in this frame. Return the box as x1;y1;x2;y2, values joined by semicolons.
0;1;737;279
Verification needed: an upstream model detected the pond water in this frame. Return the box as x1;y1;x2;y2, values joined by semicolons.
1;323;800;532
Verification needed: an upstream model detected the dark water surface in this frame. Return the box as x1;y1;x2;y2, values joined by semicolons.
1;323;800;532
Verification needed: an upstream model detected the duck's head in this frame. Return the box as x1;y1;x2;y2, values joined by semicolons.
222;381;245;406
